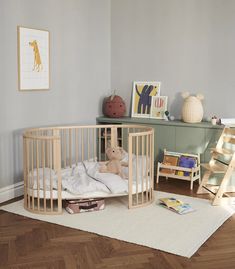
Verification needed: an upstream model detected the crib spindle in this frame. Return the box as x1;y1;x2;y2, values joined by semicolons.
87;128;90;160
98;128;101;161
63;130;67;168
146;135;149;202
53;130;62;213
81;129;84;161
26;139;30;210
75;128;78;165
41;140;46;211
104;128;107;161
136;136;139;205
150;134;154;200
36;140;40;211
23;138;27;209
48;139;53;211
111;127;117;148
127;128;129;150
121;127;124;149
69;129;72;167
141;135;144;203
128;134;133;208
93;128;96;160
30;140;35;211
55;135;62;213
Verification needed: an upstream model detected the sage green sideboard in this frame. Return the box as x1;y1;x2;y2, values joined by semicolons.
96;116;223;164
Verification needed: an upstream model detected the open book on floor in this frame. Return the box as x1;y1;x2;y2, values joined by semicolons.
159;197;195;215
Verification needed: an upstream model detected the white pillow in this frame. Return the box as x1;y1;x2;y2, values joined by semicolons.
96;172;128;193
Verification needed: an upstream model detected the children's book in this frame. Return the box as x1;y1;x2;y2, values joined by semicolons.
161;155;179;174
177;156;197;176
159;197;195;214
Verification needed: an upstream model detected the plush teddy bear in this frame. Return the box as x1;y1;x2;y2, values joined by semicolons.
99;147;128;178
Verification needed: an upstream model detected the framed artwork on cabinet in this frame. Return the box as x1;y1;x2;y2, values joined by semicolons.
150;96;168;119
131;81;161;118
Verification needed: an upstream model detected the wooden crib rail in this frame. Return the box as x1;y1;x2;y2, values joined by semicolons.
23;135;62;214
23;125;155;214
128;129;154;208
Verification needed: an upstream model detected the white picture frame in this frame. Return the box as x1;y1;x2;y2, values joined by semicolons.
131;81;161;118
17;26;50;91
150;96;168;119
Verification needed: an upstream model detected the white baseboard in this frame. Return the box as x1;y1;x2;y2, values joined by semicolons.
0;181;24;203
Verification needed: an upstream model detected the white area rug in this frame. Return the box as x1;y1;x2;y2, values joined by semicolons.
1;191;235;258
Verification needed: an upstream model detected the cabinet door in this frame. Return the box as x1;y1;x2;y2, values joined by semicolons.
204;128;223;163
175;127;205;162
155;125;176;162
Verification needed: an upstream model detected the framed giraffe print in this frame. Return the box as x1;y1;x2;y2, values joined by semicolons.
131;81;161;118
17;26;50;91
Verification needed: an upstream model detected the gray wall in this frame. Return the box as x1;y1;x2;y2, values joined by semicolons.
2;0;235;190
0;0;111;188
111;0;235;119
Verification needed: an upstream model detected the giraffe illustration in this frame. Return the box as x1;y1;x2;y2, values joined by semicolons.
135;84;157;114
29;40;43;72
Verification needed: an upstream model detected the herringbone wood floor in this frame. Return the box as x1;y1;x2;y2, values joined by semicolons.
1;179;235;269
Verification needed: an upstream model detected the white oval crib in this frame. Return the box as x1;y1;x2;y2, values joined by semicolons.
23;124;154;214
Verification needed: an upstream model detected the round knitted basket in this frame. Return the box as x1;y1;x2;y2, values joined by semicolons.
181;96;203;123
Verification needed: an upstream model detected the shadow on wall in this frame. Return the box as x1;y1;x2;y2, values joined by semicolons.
13;129;24;186
128;92;133;117
99;95;106;116
0;129;24;190
170;92;183;120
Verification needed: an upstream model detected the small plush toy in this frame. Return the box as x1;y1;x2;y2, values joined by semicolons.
99;147;128;178
102;92;126;118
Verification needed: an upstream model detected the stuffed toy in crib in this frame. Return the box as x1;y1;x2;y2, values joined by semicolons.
99;147;128;178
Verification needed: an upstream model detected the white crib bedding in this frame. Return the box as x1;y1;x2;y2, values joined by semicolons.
29;180;150;200
29;156;150;199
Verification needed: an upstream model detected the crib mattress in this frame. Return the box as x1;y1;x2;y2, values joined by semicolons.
27;180;150;200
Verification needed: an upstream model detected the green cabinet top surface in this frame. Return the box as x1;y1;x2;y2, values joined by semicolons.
96;116;223;129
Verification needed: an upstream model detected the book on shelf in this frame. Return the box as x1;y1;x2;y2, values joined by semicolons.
160;155;179;174
165;150;198;159
159;197;195;215
177;155;197;176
